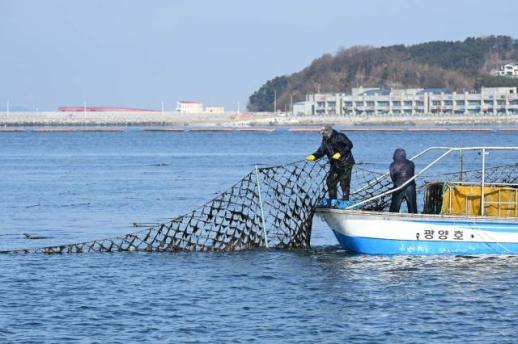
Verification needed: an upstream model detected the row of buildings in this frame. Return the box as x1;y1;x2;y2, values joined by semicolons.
293;86;518;117
176;100;224;114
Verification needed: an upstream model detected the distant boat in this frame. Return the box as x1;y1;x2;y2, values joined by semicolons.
317;147;518;255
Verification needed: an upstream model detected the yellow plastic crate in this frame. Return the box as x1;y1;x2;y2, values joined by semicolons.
441;184;518;217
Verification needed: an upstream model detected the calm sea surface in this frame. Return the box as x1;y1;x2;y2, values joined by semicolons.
0;129;517;343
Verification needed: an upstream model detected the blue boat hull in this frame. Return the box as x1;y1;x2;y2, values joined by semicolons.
333;230;518;255
318;208;518;255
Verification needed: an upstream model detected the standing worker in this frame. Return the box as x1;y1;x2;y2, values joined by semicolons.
306;125;355;200
389;148;418;213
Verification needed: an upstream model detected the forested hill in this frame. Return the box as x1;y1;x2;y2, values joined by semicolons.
247;36;518;112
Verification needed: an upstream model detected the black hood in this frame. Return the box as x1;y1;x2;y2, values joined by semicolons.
322;129;338;141
393;148;407;161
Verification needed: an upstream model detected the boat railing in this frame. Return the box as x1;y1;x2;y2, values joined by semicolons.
352;146;453;195
347;146;518;216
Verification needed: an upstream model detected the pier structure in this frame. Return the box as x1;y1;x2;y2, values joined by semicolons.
294;87;518;117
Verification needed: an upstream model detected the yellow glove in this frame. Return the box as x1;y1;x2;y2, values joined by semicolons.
332;152;341;160
306;154;316;161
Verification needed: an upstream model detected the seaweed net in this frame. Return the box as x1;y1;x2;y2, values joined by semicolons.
459;164;518;184
8;157;514;254
349;168;392;211
4;160;331;254
2;160;387;254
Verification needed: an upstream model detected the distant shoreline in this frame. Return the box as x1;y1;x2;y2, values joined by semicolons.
1;111;518;127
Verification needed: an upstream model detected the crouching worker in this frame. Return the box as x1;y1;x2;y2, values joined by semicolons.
306;125;355;200
389;148;417;213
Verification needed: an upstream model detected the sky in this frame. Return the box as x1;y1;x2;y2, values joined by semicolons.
1;0;518;111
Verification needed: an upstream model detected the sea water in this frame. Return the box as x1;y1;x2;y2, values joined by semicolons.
0;129;516;343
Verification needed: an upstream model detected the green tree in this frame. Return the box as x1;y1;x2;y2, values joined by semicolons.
247;76;288;112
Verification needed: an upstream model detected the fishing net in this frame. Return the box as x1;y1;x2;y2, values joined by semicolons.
4;160;331;254
459;164;518;184
5;157;516;254
349;167;392;210
2;160;388;254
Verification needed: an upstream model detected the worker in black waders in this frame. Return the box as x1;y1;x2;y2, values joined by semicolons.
306;125;355;200
389;148;418;214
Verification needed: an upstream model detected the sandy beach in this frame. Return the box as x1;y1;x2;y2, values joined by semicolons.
1;111;518;127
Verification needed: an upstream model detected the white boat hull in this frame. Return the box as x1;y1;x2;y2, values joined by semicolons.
317;209;518;255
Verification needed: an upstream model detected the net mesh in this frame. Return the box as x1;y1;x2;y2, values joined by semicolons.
4;158;517;254
4;160;332;254
459;164;518;184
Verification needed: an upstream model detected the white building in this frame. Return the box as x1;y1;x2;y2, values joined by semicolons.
293;101;313;116
295;87;518;116
176;100;204;113
492;63;518;78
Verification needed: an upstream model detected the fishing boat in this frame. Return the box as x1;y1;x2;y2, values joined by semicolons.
317;147;518;255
